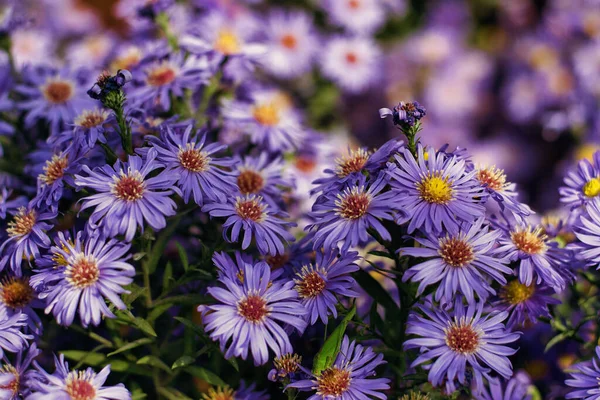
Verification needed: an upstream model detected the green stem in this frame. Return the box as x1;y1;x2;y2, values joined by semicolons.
142;262;153;308
195;57;228;125
113;104;133;155
156;13;179;51
99;142;118;164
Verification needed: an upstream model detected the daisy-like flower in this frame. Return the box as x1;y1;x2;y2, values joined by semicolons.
565;346;600;399
311;139;403;196
400;218;512;304
71;107;113;148
404;301;520;393
0;308;30;360
496;223;566;291
268;353;302;382
222;90;306;153
294;250;360;325
149;125;237;205
259;10;317;79
128;52;211;111
0;205;55;274
234;153;291;207
388;145;486;234
15;66;92;135
202;194;294;256
307;174;407;252
492;279;559;329
321;36;381;94
474;164;532;222
31;231;134;327
201;260;307;366
74;148;178;242
0;342;41;399
200;382;268;400
28;354;131;400
0;276;43;335
287;335;390;399
574;199;600;266
560;151;600;209
474;372;532;400
324;0;385;34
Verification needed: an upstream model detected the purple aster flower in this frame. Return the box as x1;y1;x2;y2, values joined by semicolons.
0;308;30;360
149;125;237;205
201;260;307;366
560;151;600;209
259;10;317;79
128;52;211;111
323;0;385;34
234;153;291;208
74;148;178;242
222;90;306;153
379;101;427;130
0;342;41;399
400;218;512;304
202;194;294;256
0;276;43;336
473;165;533;222
320;36;381;94
474;371;532;400
565;346;600;399
71;107;114;148
200;382;268;400
404;301;520;392
0;205;55;275
574;199;600;266
15;65;92;135
491;279;559;329
311;140;403;195
287;335;390;399
496;223;566;291
307;174;407;252
28;354;131;400
31;230;134;327
294;250;360;325
387;145;486;234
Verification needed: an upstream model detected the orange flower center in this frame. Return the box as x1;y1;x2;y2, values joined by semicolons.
476;166;506;192
511;227;547;255
280;34;298;50
336;148;369;177
265;253;290;270
253;102;280;126
178;146;210;172
237;169;265;195
0;365;19;394
345;52;358;64
439;236;474;267
42;79;74;104
7;208;36;237
273;353;302;377
112;172;146;202
295;267;326;298
75;109;109;129
295;156;317;173
317;367;351;397
445;323;479;354
336;189;371;220
0;277;34;309
67;255;100;289
65;371;96;400
238;294;268;323
146;64;177;87
235;198;266;222
40;154;68;185
348;0;361;9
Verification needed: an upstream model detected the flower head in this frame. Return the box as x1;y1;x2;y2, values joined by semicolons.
560;151;600;209
379;101;427;130
565;346;600;399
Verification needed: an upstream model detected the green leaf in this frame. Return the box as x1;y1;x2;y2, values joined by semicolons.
115;310;157;337
147;303;173;323
122;284;146;307
153;294;211;307
107;338;154;357
133;252;146;261
109;360;154;377
145;216;181;274
172;355;195;369
367;250;395;260
157;387;193;400
61;350;106;366
137;355;172;374
355;269;400;315
545;332;569;352
312;305;356;375
131;390;148;400
162;261;173;292
183;366;226;386
176;242;189;271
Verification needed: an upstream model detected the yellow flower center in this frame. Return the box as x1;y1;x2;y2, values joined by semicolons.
75;109;109;129
418;174;453;204
476;165;506;192
335;148;370;177
583;178;600;197
273;353;302;377
252;102;280;126
40;154;68;185
6;208;36;237
178;146;210;172
214;29;240;55
0;365;19;395
295;266;326;298
336;189;371;220
502;280;535;305
65;371;96;400
0;277;34;309
237;169;265;195
317;367;351;397
67;254;100;289
511;226;547;255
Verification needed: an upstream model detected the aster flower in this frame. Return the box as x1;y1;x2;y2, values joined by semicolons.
404;301;520;392
0;342;41;399
387;145;486;234
15;65;92;135
565;346;600;399
400;218;512;304
268;353;302;382
28;354;131;400
294;250;360;325
320;36;381;93
492;279;559;329
71;107;114;148
31;230;134;327
0;205;55;274
234;153;291;207
496;223;566;291
311;139;403;196
307;173;407;252
474;165;532;222
259;10;317;79
222;90;306;153
201;260;307;366
379;101;427;130
474;372;532;400
200;382;268;400
287;335;390;399
0;276;43;336
0;308;30;360
149;125;237;205
324;0;385;34
560;151;600;209
128;52;211;111
574;199;600;266
202;194;294;256
74;148;178;242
